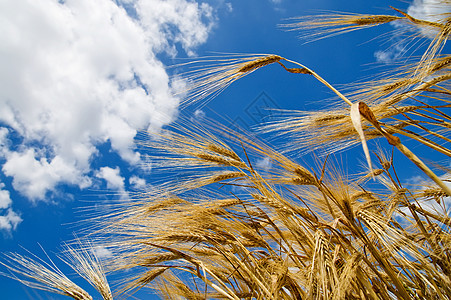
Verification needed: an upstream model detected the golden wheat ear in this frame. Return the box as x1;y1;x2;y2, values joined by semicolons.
281;7;448;42
60;240;113;300
280;12;403;41
0;240;113;300
172;54;281;106
0;248;93;300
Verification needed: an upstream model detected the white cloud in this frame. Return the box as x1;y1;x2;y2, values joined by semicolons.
96;167;125;191
256;157;272;171
374;0;450;62
92;246;113;260
0;181;22;233
3;149;91;201
129;176;146;190
374;43;406;64
407;0;451;23
0;183;12;210
191;109;207;123
374;51;392;64
407;0;451;37
0;209;22;232
225;2;233;12
0;0;215;203
0;180;21;233
135;0;215;56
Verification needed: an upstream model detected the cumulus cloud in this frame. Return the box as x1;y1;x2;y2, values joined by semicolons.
0;130;22;232
129;176;147;190
0;183;21;232
0;185;11;210
3;149;91;201
93;246;114;260
0;0;215;206
407;0;451;37
407;0;451;23
0;182;22;231
0;209;22;232
96;167;125;191
256;157;272;172
374;44;406;64
225;2;233;12
191;109;207;123
135;0;215;56
374;0;450;63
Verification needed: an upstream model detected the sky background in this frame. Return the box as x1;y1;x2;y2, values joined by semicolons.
0;0;449;299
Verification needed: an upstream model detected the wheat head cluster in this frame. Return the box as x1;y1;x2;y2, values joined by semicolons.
2;3;451;300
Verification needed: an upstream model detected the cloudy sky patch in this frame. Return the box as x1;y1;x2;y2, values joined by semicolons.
0;0;216;231
375;0;451;63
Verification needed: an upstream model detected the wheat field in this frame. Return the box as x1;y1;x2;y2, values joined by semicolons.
1;3;451;299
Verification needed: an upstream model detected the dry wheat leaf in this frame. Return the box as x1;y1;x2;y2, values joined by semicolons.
350;102;373;176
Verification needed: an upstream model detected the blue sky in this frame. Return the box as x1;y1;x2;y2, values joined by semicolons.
0;0;449;298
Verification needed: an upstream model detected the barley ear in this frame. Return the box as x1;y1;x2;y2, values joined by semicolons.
358;102;451;196
238;55;282;73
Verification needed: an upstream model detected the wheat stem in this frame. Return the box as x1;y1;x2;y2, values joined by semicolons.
281;58;354;106
395;142;451;196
